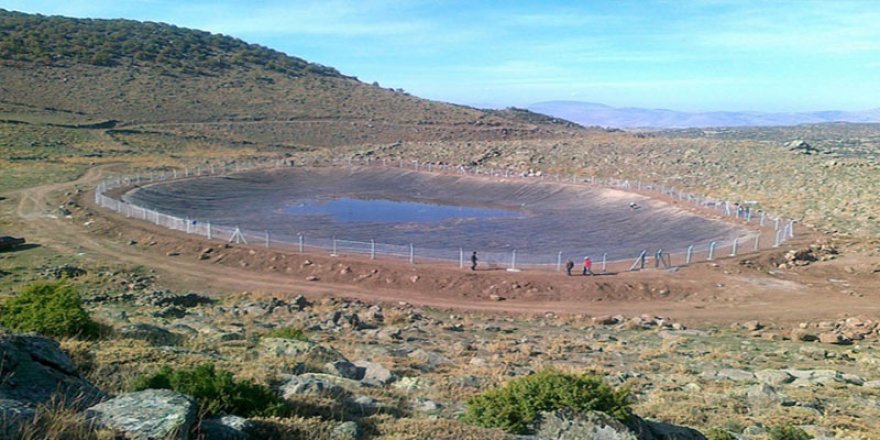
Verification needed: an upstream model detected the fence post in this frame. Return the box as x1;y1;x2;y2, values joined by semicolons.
686;245;694;264
708;241;717;260
788;220;795;238
556;251;562;272
332;237;338;256
730;237;738;256
655;249;662;268
760;211;765;226
185;217;191;233
754;234;760;251
207;222;212;240
746;208;752;223
602;253;607;273
459;248;464;268
409;244;414;264
774;218;780;230
298;234;304;252
265;231;270;249
507;250;520;272
370;240;375;260
774;229;782;247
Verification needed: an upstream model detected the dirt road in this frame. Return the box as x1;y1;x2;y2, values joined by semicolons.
6;166;880;326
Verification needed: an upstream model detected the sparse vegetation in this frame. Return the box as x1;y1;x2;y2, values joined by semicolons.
706;427;737;440
264;326;308;342
0;281;100;339
132;363;289;418
768;424;812;440
461;369;630;434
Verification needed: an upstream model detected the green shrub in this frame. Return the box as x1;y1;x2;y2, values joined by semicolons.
461;369;630;434
0;281;100;339
706;427;737;440
768;424;812;440
132;363;289;418
263;326;308;342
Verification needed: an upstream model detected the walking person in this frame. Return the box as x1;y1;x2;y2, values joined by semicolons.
565;259;574;276
470;251;478;271
582;256;594;276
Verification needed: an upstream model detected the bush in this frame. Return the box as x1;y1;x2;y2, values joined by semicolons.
0;281;100;339
461;369;630;434
706;427;737;440
768;424;812;440
263;326;308;341
132;363;289;418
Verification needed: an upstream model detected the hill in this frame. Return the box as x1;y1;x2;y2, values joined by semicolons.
0;9;580;147
529;100;880;129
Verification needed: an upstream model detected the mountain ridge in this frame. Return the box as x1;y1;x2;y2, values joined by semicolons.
528;100;880;129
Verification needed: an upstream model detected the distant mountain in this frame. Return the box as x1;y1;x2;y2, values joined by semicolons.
528;101;880;129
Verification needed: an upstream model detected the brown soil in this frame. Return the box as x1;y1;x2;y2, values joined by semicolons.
8;165;880;327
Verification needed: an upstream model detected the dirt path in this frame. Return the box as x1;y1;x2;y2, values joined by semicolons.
6;166;880;326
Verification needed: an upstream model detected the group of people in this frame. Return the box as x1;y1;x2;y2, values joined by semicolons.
469;251;595;276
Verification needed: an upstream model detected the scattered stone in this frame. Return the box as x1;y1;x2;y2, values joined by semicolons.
489;293;504;301
306;275;320;282
41;264;87;279
819;331;852;345
0;399;37;438
755;370;795;387
86;389;196;440
153;306;188;319
701;368;756;383
259;338;348;366
791;328;819;342
536;409;637;440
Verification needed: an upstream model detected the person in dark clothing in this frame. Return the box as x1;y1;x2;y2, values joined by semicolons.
470;251;478;271
565;259;574;276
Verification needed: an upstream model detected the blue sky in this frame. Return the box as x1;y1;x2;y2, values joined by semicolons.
4;0;879;112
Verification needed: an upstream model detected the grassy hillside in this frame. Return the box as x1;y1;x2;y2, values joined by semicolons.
0;10;580;146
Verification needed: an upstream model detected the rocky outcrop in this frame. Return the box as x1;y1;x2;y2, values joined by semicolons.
532;410;706;440
85;389;197;440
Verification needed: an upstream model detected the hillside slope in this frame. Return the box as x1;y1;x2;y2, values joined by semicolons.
0;10;579;146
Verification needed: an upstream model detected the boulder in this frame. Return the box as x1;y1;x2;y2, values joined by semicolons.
354;360;396;385
755;370;795;387
85;389;197;440
330;420;359;440
0;334;105;409
791;328;819;342
279;375;347;400
818;331;852;345
625;414;707;440
323;361;365;380
200;415;253;440
259;338;348;366
535;409;637;439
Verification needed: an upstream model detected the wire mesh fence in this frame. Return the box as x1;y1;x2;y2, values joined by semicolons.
94;157;797;273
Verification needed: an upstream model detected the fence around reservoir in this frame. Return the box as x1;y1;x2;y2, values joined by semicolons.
94;157;797;273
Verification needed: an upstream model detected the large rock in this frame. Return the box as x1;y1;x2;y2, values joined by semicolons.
0;334;105;409
323;360;365;380
86;389;197;440
625;414;707;440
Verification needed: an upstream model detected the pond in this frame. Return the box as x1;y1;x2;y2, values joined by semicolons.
285;197;521;223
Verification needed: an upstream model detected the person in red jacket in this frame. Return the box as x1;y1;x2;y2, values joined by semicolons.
582;256;594;276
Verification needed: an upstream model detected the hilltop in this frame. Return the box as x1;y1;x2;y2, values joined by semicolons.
0;10;580;146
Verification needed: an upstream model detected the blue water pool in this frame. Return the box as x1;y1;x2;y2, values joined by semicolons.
285;197;521;223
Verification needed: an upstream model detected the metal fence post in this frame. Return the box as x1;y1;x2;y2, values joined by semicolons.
760;211;765;226
730;237;738;256
207;222;212;240
265;231;270;249
370;240;375;260
774;229;782;247
507;250;520;272
185;217;191;234
298;234;304;252
685;245;694;264
774;218;780;230
556;252;562;272
409;244;414;264
754;234;761;251
602;253;607;273
708;241;716;260
746;208;752;223
788;221;795;238
332;237;338;256
459;248;464;269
